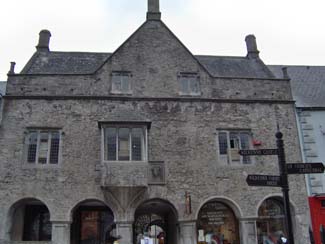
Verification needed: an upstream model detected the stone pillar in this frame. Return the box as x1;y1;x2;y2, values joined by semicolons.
179;220;196;244
239;219;257;244
116;221;133;244
51;221;71;244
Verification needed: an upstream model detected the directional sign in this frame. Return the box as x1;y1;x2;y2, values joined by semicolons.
239;149;278;156
246;174;282;187
286;163;325;174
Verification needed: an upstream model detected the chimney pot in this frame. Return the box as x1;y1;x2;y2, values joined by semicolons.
8;62;16;75
36;29;51;52
245;34;259;59
147;0;161;20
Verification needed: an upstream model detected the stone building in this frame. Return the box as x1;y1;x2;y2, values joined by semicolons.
269;65;325;244
0;1;310;244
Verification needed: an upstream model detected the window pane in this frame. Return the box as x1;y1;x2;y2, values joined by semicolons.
180;77;189;94
27;132;38;163
218;132;228;155
112;76;122;92
106;128;117;161
118;128;130;161
240;133;251;164
121;76;130;92
132;128;143;161
190;78;199;94
230;133;239;149
49;132;60;164
38;132;49;164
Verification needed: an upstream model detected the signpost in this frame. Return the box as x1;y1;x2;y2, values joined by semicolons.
244;131;325;244
239;149;278;156
246;175;282;187
286;163;325;174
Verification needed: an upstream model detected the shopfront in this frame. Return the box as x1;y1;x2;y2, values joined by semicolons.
197;201;239;244
256;197;287;244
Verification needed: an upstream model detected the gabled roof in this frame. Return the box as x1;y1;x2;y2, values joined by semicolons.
0;82;6;96
268;65;325;108
18;20;274;79
21;51;111;75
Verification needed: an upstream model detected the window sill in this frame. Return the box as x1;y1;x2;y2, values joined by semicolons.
102;160;148;165
22;163;61;169
179;92;201;97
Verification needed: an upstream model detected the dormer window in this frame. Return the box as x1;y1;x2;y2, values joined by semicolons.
178;72;200;96
111;71;132;94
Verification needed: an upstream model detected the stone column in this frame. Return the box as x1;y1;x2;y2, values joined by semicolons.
239;219;257;244
51;221;71;244
116;221;133;244
179;220;197;244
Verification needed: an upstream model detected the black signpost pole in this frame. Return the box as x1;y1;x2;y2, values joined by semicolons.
276;131;295;244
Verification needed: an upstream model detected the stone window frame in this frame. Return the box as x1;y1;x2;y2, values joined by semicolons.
178;72;201;96
23;127;63;168
110;71;133;95
100;122;149;163
216;129;254;165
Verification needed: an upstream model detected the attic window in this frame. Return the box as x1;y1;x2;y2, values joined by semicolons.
111;71;132;94
178;72;200;96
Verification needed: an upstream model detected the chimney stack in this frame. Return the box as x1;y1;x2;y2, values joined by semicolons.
7;62;16;75
36;29;51;52
147;0;161;20
282;67;290;79
245;34;259;59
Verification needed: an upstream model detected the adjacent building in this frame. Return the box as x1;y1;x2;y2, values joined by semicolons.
0;1;310;244
0;81;6;106
269;65;325;244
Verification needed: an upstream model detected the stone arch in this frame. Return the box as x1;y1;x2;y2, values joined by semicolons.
133;198;179;244
195;195;243;219
196;196;242;244
255;194;297;217
256;195;297;244
68;198;118;221
6;197;52;241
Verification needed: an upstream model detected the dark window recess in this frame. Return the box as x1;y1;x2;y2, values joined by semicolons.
321;200;325;208
23;205;52;241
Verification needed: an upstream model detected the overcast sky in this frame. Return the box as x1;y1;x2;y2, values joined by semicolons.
1;0;325;81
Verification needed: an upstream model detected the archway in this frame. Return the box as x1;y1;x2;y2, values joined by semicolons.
256;197;287;244
70;200;117;244
197;200;239;244
9;198;51;241
133;199;178;244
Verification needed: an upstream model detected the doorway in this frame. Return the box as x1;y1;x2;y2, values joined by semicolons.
70;200;116;244
133;199;178;244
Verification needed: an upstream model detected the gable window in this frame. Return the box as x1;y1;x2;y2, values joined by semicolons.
178;72;200;95
25;130;61;165
103;125;147;162
217;130;252;165
111;71;132;94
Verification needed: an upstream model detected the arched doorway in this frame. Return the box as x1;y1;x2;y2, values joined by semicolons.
256;197;287;244
133;199;178;244
197;200;239;244
70;200;117;244
9;198;51;241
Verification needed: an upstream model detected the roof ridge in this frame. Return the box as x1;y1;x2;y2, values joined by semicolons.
195;54;247;59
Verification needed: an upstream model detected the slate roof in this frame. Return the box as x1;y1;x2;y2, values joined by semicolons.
268;65;325;108
21;51;111;75
196;55;275;79
19;50;275;79
0;82;6;96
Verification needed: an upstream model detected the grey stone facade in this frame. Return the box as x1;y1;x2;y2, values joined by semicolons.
0;1;309;244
